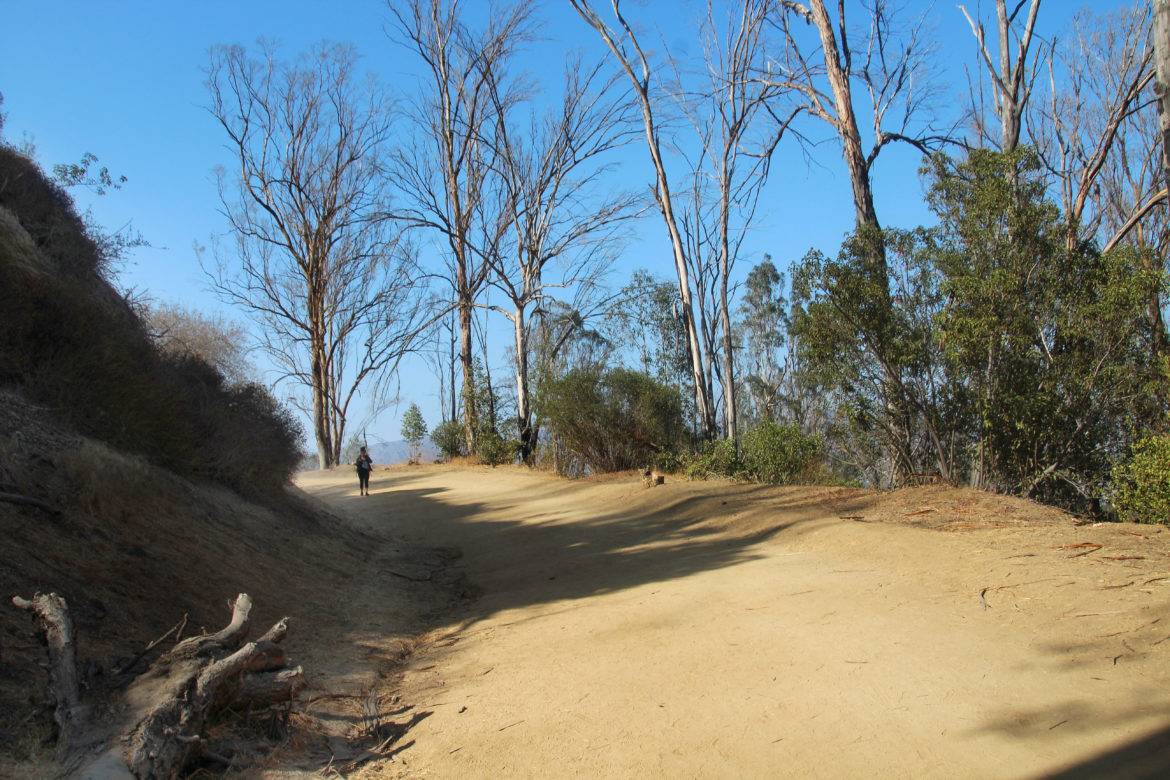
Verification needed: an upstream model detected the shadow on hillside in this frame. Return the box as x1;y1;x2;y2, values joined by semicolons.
312;469;862;629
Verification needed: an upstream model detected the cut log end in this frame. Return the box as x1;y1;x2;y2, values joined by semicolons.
256;616;290;645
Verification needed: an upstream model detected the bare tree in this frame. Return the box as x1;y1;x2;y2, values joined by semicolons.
769;0;950;481
206;42;430;469
1032;4;1155;253
1019;4;1167;361
676;178;722;432
772;1;948;236
1155;0;1170;198
1100;112;1170;256
1099;74;1170;256
569;0;719;438
673;0;793;442
422;309;460;423
959;0;1044;153
485;58;638;462
388;0;533;453
1083;4;1170;358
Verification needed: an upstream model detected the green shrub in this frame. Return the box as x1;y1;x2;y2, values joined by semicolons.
683;438;740;480
653;449;682;474
476;427;517;467
739;421;821;484
1111;434;1170;524
538;367;686;474
431;419;464;460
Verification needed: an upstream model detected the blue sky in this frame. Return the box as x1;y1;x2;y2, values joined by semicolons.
1;0;1128;451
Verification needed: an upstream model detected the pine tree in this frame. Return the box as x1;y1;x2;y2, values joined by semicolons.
401;404;428;464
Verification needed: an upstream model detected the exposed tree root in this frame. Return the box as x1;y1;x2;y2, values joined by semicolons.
11;591;302;778
0;490;61;515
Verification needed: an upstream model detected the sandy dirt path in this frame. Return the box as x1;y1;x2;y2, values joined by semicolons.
298;465;1170;779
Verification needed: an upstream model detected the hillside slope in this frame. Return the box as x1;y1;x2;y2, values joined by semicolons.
0;392;466;774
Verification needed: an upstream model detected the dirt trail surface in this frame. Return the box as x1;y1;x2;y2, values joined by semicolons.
298;466;1170;778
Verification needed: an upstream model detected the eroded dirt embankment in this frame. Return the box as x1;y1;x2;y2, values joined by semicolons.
299;465;1170;779
0;395;466;776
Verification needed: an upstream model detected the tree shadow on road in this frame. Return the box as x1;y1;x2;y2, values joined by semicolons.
310;467;866;629
1040;721;1170;779
305;467;1170;776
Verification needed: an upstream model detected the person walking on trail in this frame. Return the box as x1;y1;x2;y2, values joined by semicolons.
355;446;373;496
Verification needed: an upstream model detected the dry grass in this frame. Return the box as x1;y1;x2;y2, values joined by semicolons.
0;206;43;274
2;393;472;775
0;391;372;762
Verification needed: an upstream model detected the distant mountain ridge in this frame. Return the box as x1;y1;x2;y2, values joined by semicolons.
363;438;440;465
298;438;440;471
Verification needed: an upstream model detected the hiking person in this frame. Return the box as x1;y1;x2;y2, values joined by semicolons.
355;446;373;496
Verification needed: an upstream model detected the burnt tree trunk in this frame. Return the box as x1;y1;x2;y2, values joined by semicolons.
459;293;478;454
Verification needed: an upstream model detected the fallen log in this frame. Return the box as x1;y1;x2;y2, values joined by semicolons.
13;591;302;779
122;633;287;777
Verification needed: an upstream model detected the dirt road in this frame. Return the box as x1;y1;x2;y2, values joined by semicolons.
299;465;1170;778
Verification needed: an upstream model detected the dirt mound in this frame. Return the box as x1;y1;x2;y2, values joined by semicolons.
837;482;1075;530
0;392;464;773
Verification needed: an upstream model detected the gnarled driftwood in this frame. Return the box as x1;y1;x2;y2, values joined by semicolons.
12;591;303;779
